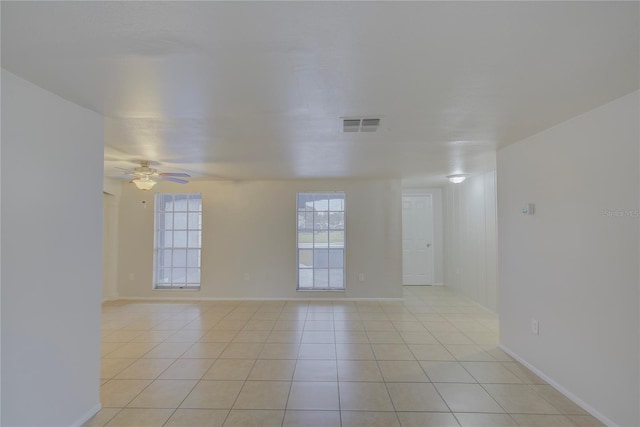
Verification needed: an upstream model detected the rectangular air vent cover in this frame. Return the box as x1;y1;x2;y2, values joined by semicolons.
360;118;380;132
342;117;381;133
343;119;361;132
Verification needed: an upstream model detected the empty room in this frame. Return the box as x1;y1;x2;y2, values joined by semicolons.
1;2;639;427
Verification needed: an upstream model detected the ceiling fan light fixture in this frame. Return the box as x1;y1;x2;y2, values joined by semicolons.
119;160;191;188
133;177;157;190
447;174;467;184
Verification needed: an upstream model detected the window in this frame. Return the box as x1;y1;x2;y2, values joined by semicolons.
154;193;202;290
297;192;345;290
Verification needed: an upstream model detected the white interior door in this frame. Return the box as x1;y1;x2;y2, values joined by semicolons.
402;194;434;285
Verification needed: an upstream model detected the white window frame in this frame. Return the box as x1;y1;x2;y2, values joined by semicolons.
153;193;202;290
296;191;346;291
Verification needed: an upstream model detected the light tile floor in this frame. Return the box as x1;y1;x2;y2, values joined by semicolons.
85;286;603;427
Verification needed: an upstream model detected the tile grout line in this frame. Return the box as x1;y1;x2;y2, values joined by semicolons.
216;304;267;425
374;305;404;427
97;289;600;427
332;310;343;427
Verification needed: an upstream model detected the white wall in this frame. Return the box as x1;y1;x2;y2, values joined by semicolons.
443;171;498;312
103;176;122;197
102;178;121;301
498;91;639;427
117;179;403;299
1;71;103;425
102;193;119;301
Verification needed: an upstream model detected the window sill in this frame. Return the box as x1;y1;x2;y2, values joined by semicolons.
296;288;345;292
153;288;201;291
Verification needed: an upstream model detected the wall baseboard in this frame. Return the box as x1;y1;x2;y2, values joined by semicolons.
70;403;101;427
498;345;618;427
441;284;497;315
402;283;442;287
113;296;404;302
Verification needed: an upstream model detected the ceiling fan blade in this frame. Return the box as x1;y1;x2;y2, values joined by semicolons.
160;172;190;178
161;176;189;184
105;174;132;180
113;167;135;174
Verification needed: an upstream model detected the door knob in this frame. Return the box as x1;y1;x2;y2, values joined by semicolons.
426;243;431;248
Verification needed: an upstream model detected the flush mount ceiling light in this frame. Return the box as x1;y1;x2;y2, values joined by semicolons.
132;176;157;190
447;174;467;184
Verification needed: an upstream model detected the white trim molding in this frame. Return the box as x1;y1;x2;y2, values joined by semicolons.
111;296;404;302
70;403;102;427
499;345;618;427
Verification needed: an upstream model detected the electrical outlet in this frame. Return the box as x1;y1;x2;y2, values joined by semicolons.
244;272;250;281
531;318;539;335
128;273;135;281
358;273;365;282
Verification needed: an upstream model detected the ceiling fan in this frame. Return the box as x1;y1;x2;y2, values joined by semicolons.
120;160;191;190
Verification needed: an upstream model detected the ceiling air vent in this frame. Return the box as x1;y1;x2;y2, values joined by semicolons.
342;117;381;133
360;118;380;132
343;119;361;133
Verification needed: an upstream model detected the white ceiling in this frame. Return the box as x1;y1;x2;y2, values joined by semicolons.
2;2;638;186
